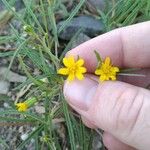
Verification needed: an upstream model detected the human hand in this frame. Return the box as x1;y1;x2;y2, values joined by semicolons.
63;21;150;150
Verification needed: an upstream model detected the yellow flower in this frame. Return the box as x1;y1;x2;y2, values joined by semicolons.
15;97;37;112
95;57;119;81
57;56;87;81
15;102;28;112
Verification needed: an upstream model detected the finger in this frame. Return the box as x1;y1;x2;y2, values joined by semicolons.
67;21;150;72
103;132;135;150
64;76;150;150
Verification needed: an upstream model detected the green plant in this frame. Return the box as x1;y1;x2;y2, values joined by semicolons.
99;0;150;31
0;0;149;149
0;0;94;149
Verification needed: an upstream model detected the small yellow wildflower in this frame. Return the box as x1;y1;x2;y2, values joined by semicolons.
95;57;119;81
58;56;87;81
15;102;28;112
15;97;37;112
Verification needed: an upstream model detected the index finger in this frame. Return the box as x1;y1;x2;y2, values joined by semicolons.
67;21;150;72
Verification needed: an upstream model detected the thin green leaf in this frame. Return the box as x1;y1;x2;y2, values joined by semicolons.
62;96;76;150
94;50;102;68
0;110;45;124
58;0;85;34
118;73;145;77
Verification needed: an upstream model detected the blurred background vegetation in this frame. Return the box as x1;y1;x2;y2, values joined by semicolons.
0;0;150;149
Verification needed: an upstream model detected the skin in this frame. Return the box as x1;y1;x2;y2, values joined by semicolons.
63;21;150;150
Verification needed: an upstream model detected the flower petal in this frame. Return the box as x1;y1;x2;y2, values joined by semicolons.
76;72;84;80
110;76;116;80
105;57;111;66
68;56;75;65
76;59;84;66
63;56;75;67
57;68;69;75
100;75;106;81
16;103;28;112
63;58;70;67
78;67;86;73
112;67;119;72
95;69;102;75
67;73;75;81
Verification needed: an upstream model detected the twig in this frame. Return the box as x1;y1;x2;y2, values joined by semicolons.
95;129;103;138
0;46;16;51
111;0;115;17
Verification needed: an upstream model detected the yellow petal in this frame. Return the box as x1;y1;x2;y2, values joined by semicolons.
78;67;86;73
68;56;75;65
63;58;70;67
67;73;75;81
100;75;106;81
76;72;84;80
105;57;111;66
110;76;116;80
76;59;84;66
57;68;69;75
63;56;75;67
95;69;102;75
16;103;28;112
112;67;119;72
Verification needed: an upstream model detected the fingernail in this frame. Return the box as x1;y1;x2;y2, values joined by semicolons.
64;77;98;111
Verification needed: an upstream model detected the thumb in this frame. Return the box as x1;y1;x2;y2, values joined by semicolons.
64;76;150;150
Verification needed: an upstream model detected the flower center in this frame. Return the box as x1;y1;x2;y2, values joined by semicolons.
69;65;77;74
103;66;112;75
